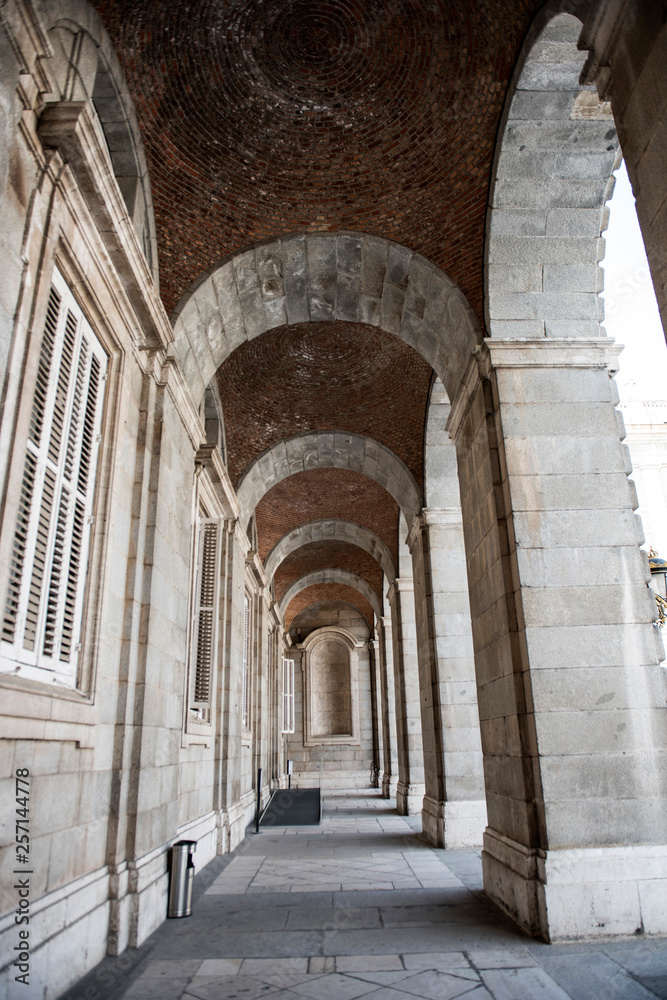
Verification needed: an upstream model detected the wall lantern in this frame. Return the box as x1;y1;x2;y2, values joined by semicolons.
648;548;667;627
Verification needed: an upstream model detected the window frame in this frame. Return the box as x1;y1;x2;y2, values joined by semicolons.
0;267;109;690
281;656;295;734
183;467;224;744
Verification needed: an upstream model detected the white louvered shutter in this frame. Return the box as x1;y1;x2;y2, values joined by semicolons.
191;518;220;715
1;270;107;685
242;595;249;728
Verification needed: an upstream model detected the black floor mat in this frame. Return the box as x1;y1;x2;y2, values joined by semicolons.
259;788;321;827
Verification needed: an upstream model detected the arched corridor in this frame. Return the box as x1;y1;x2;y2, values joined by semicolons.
1;0;666;996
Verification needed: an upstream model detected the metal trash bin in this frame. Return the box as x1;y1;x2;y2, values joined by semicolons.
167;840;196;918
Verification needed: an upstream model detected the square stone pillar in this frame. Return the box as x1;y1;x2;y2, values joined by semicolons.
369;639;383;787
386;579;425;814
379;615;399;798
449;338;667;940
407;509;487;848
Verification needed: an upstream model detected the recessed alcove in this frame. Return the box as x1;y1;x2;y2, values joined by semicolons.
300;626;362;747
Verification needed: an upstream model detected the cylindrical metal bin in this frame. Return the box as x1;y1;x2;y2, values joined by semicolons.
167;840;197;918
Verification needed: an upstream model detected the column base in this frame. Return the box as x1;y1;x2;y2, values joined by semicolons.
482;827;667;940
382;773;398;799
396;780;425;815
421;795;487;848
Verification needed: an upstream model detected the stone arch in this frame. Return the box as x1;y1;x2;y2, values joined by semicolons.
236;431;422;529
171;232;481;408
289;593;374;633
281;570;382;622
42;0;158;282
264;520;396;584
485;8;617;341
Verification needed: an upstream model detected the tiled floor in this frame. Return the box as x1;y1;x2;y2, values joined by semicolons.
62;791;667;1000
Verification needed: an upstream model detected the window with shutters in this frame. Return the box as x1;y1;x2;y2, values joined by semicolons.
242;594;250;730
0;269;107;687
188;512;221;726
282;657;295;734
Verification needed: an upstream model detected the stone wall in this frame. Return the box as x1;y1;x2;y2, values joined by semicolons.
0;5;274;995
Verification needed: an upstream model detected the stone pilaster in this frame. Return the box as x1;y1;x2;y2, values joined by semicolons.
386;579;425;815
215;519;252;853
369;639;383;787
379;616;398;798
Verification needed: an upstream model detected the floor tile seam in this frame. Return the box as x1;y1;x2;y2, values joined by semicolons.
535;952;667;1000
596;944;666;985
181;953;587;988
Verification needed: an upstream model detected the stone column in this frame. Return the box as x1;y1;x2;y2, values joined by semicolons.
449;339;667;940
407;509;486;848
293;647;305;781
250;586;272;813
379;615;398;798
267;615;283;786
369;639;383;787
386;578;425;814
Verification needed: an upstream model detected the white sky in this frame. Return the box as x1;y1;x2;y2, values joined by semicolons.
601;161;667;402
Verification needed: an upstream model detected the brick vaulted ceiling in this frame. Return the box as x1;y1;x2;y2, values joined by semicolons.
93;0;541;624
216;322;432;489
274;542;383;606
255;470;400;566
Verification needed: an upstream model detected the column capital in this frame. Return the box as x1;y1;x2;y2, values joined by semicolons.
483;336;618;372
405;507;463;552
196;443;242;520
386;577;414;606
446;338;620;442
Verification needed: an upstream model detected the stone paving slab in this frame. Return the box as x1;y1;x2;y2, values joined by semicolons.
537;952;665;1000
479;966;573;1000
62;791;667;1000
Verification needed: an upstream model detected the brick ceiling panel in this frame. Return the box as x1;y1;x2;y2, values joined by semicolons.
90;0;541;625
273;541;383;604
255;468;400;564
285;585;374;630
92;0;538;319
289;600;370;640
216;322;432;487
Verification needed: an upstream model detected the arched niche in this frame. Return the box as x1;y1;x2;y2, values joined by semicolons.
42;0;159;283
298;626;363;747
